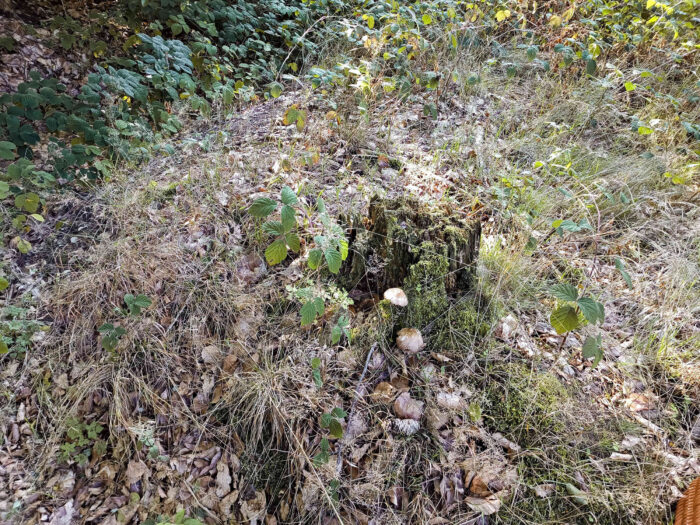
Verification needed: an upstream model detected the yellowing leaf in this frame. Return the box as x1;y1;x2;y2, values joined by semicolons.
549;15;562;27
422;14;432;25
496;9;511;22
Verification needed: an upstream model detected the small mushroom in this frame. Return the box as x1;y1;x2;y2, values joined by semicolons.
396;328;424;353
393;392;424;421
383;288;408;307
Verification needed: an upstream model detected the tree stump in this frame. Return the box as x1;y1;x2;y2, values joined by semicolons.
345;197;481;295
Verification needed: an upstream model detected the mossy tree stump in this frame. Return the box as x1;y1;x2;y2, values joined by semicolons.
345;197;481;329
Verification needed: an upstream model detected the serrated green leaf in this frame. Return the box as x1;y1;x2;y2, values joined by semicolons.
249;197;277;218
286;232;300;252
325;248;342;274
307;248;323;269
280;185;297;205
313;296;325;316
313;451;329;466
329;418;343;439
331;407;347;418
577;297;605;325
280;205;296;232
550;283;579;302
550;305;580;335
265;238;288;265
300;300;318;326
582;335;603;367
320;413;332;428
262;220;285;236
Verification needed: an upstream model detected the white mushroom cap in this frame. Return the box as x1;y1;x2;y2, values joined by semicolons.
384;288;408;307
396;328;424;353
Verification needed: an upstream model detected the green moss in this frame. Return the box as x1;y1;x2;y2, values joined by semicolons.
486;362;568;441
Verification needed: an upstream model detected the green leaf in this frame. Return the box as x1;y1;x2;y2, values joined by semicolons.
331;407;347;418
550;305;580;335
300;300;318;326
331;324;343;344
582;335;603;367
0;277;8;291
624;81;636;91
249;197;277;218
615;258;633;289
269;82;283;98
265;239;288;265
313;297;325;316
316;197;326;214
307;248;323;270
14;193;40;213
0;340;7;355
367;15;375;29
280;205;296;232
329;418;343;439
586;58;597;76
576;297;605;325
262;221;285;236
280;186;297;205
338;239;349;260
312;451;329;466
325;248;342;274
637;126;653;135
16;237;31;254
286;233;301;252
565;483;589;505
0;141;16;160
550;283;579;302
320;413;332;428
311;357;321;369
422;14;432;25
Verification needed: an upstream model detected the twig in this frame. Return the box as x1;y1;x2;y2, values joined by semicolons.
336;342;378;476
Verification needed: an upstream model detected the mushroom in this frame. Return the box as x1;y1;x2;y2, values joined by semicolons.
396;328;424;353
393;392;424;420
383;287;408;307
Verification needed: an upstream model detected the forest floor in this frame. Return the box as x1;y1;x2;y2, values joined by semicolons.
1;4;699;525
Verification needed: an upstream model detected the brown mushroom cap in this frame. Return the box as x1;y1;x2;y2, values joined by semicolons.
396;327;424;353
383;288;408;307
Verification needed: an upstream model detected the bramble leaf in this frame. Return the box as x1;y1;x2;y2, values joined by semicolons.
249;197;277;218
550;283;579;302
550;305;580;334
265;238;288;265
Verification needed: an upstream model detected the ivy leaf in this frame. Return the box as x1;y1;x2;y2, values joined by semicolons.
280;205;296;231
582;335;603;367
615;258;633;289
265;238;288;265
249;197;277;218
550;305;580;335
329;419;343;439
280;186;297;205
550;283;579;302
286;232;301;252
300;300;318;326
325;248;342;274
307;248;323;270
577;297;605;325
